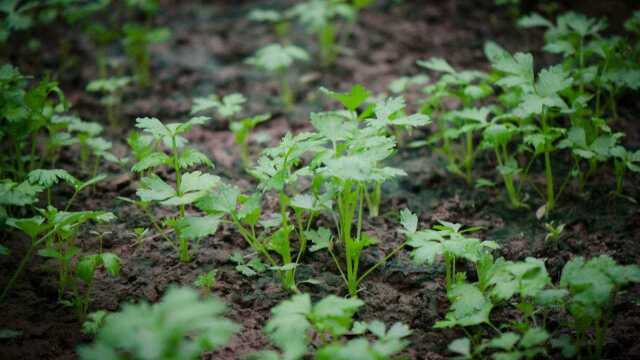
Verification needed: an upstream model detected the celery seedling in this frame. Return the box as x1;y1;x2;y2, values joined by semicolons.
129;116;220;262
122;24;170;87
288;0;354;66
246;44;309;110
249;293;409;360
191;92;270;167
248;9;291;40
78;286;239;360
86;77;131;129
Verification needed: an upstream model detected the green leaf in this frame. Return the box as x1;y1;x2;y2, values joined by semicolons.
135;117;171;138
435;283;492;328
264;294;312;360
517;13;552;28
417;57;455;74
100;253;121;277
492;51;534;91
448;337;471;357
519;328;548;348
197;184;240;214
246;44;309;72
310;111;356;143
176;215;221;240
177;148;213;169
269;226;292;258
399;208;418;235
137;175;176;202
27;169;76;188
305;227;332;252
78;287;239;360
77;255;99;283
488;332;520;351
131;152;170;172
535;65;572;97
320;84;370;111
6;216;46;239
310;295;364;338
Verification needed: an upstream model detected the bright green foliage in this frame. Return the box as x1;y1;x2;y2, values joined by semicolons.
77;286;239;360
193;270;217;293
70;251;121;318
416;57;491;184
287;0;372;66
230;251;267;277
129;116;219;262
428;248;639;360
259;294;362;359
0;64;68;180
251;293;409;360
287;0;353;66
560;255;640;357
86;77;131;128
388;74;429;94
191;93;245;118
484;257;551;302
448;328;549;359
122;24;170;87
316;320;411;360
2;206;115;304
406;219;496;288
82;310;108;335
246;44;309;109
191;92;270;167
435;282;493;328
230;114;271;167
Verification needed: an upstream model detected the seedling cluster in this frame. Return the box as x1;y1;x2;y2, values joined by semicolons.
1;2;639;360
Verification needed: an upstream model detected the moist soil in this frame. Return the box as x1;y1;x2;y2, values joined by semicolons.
1;1;639;359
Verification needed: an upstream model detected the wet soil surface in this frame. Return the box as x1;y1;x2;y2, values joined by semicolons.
1;1;639;359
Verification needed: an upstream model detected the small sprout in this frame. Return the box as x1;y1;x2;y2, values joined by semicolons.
544;221;565;248
246;43;309;110
193;270;218;293
132;227;149;246
82;310;108;335
230;251;267;277
86;77;131;128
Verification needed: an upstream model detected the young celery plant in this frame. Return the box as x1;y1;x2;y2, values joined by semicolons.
0;65;68;180
230;114;271;168
246;43;309;110
129;116;221;262
247;9;291;40
250;293;411;359
122;24;170;87
416;57;492;183
405;219;497;289
70;250;121;319
487;43;573;214
610;145;640;196
481;119;527;208
560;255;640;358
78;286;239;360
320;86;430;216
198;132;324;291
287;0;354;66
191;92;270;167
2;207;115;303
310;121;408;296
86;77;131;129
